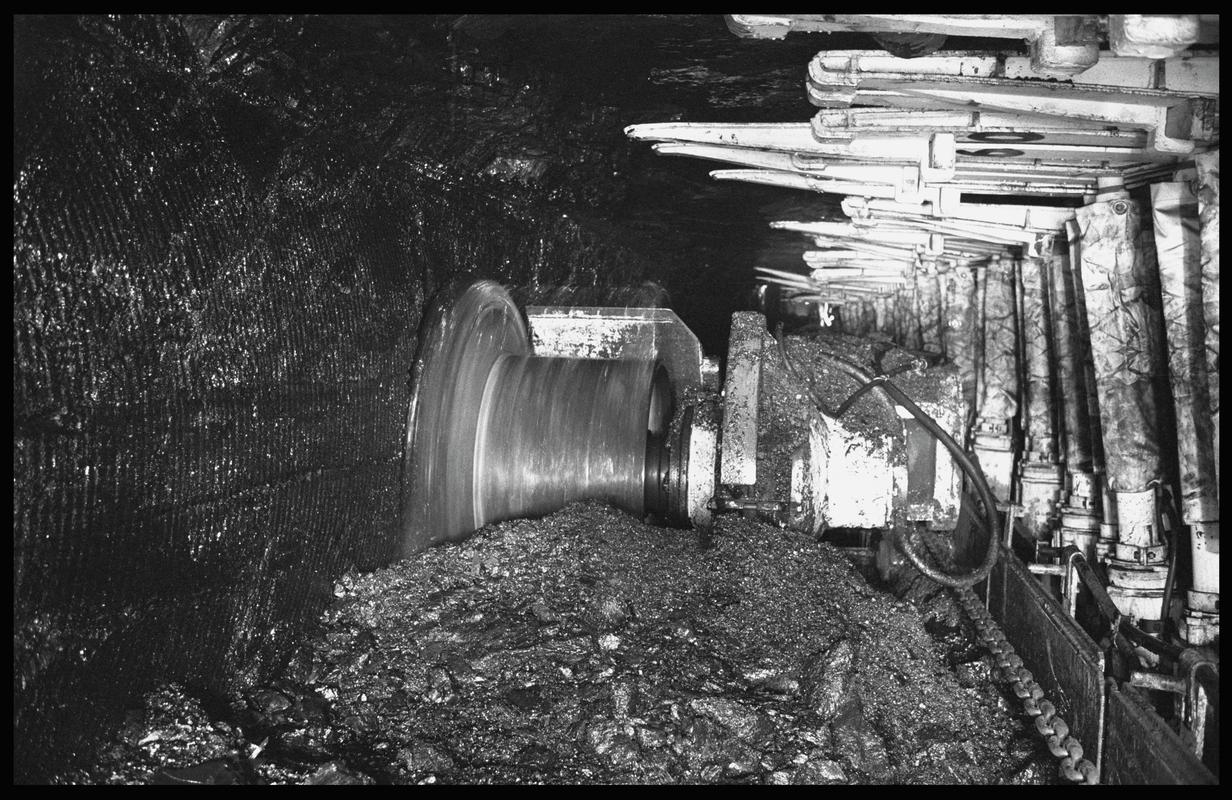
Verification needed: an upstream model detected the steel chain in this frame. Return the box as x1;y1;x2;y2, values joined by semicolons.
955;586;1100;784
911;529;1099;784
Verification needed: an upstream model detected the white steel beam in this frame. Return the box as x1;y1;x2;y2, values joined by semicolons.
625;121;829;153
813;108;1152;149
814;83;1208;155
808;50;1218;96
726;14;1053;41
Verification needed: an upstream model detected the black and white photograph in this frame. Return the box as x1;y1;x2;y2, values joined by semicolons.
13;13;1219;785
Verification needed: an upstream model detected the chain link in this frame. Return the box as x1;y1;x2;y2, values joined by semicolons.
956;587;1100;784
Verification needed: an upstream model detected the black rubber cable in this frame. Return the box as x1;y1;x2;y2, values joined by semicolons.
1118;615;1183;662
832;367;915;417
774;326;898;421
777;332;903;421
871;377;1002;587
833;375;886;418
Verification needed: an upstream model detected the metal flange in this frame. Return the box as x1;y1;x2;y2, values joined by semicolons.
402;281;532;554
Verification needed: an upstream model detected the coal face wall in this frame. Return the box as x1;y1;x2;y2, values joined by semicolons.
13;15;687;781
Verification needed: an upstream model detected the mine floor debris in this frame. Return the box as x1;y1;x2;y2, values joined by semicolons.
60;503;1055;785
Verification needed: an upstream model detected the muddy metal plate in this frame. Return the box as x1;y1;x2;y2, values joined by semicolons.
720;312;765;486
1103;683;1216;784
984;540;1106;774
525;306;704;397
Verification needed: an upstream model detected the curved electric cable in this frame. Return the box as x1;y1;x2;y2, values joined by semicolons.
869;376;1001;587
774;327;900;421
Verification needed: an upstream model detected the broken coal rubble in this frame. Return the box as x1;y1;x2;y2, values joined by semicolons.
59;502;1054;785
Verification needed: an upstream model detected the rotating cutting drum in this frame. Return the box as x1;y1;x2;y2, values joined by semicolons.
402;281;675;554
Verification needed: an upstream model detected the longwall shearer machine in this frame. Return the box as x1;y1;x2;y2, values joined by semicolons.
404;15;1220;785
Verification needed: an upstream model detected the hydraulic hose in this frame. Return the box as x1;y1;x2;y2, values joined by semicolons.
1158;493;1180;629
870;376;1002;587
774;326;899;420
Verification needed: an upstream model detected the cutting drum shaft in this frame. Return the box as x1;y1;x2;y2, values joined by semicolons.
475;355;671;527
403;281;675;552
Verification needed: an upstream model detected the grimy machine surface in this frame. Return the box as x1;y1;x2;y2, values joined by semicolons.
399;278;1217;785
402;279;967;548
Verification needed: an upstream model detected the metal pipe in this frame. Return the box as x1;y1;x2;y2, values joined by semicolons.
940;267;980;442
917;270;944;355
1193;152;1219;490
1129;671;1187;694
1048;236;1093;471
1118;615;1183;662
1017;255;1064;549
1075;195;1161;492
1058;545;1124;652
1159;496;1179;626
1018;256;1059;463
1049;235;1103;561
972;256;1020;504
1064;217;1114;560
1063;546;1083;619
972;264;988;447
1150;179;1220;645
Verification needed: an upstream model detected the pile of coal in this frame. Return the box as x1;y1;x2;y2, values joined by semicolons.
61;502;1052;784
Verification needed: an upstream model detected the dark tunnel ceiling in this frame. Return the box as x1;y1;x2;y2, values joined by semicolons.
451;14;862;278
13;14;1022;353
443;14;1026;296
241;12;863;351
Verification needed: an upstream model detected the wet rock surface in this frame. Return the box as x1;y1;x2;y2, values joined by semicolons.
16;16;822;778
60;503;1054;784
